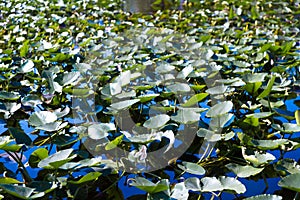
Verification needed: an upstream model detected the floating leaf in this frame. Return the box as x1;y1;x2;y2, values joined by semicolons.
206;101;233;117
0;184;34;199
171;109;199;124
178;162;205;175
181;93;209;107
29;148;49;168
88;123;115;140
0;91;20;101
129;177;169;194
143;114;170;129
219;176;246;194
69;172;102;184
29;111;57;127
278;173;300;192
200;177;222;192
110;99;140;110
226;163;264;178
245;194;282;200
257;75;276;99
38;149;75;169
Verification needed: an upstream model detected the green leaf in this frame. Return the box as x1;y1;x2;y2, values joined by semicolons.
181;93;209;107
257;75;276;99
110;99;140;110
0;184;34;199
29;148;49;168
295;110;300;125
0;91;20;101
244;82;262;95
143;114;170;129
129;177;169;194
69;172;102;184
137;94;160;103
206;101;233;117
20;40;29;57
226;163;264;178
278;173;300;192
178;162;205;175
0;177;21;184
105;135;124;150
38;149;74;169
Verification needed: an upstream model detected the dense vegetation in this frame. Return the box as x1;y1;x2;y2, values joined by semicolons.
0;0;300;199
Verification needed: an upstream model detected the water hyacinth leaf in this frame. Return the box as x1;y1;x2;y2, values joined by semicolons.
143;114;170;129
181;93;208;107
219;176;246;194
88;123;115;140
178;162;205;175
0;91;20;100
257;75;276;99
226;163;264;178
38;149;74;169
271;123;300;133
0;184;35;199
245;194;282;200
110;99;140;110
200;177;222;192
171;109;199;124
278;173;300;192
29;111;57;126
129;177;169;194
29;148;49;168
69;172;102;184
206;101;233;117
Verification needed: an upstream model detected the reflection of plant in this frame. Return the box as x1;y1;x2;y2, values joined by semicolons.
0;0;300;199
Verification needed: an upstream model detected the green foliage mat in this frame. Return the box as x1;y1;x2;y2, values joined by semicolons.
0;0;300;199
